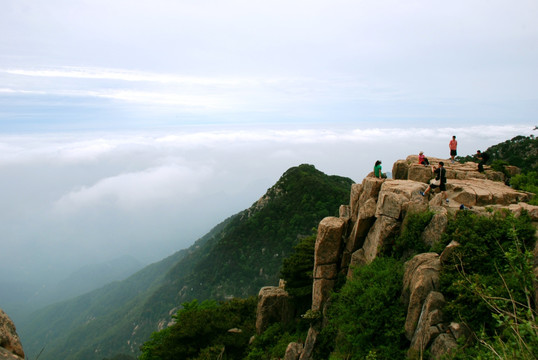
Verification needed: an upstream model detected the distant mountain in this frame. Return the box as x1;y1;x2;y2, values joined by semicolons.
0;255;143;323
18;164;354;360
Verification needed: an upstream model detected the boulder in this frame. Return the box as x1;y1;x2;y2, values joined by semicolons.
358;177;384;208
439;241;461;264
349;183;362;222
429;333;458;360
299;326;319;360
359;216;399;265
0;309;24;360
339;205;351;221
0;347;25;360
255;287;294;334
314;217;345;266
392;159;409;180
284;342;303;360
341;216;375;270
448;322;471;342
312;278;335;312
421;207;448;248
402;253;441;340
358;198;377;220
408;291;446;355
408;164;433;183
448;179;530;207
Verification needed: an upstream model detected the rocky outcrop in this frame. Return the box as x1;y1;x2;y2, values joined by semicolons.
392;155;505;183
255;286;294;334
312;217;345;313
0;309;24;360
283;342;303;360
256;156;537;360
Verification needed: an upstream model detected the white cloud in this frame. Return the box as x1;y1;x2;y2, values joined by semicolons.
54;164;212;212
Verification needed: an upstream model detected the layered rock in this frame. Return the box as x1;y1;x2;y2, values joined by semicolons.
0;309;24;360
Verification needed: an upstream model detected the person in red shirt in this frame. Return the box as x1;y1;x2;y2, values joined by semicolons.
449;135;458;163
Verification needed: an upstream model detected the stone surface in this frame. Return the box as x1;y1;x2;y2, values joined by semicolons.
313;264;338;280
0;347;24;360
284;342;303;360
299;326;319;360
392;159;409;180
358;177;384;209
402;253;441;340
314;217;345;266
409;291;446;355
0;309;24;360
350;183;362;222
421;207;448;248
360;216;399;265
358;197;377;220
429;333;458;360
447;179;530;207
312;278;335;312
439;240;461;264
255;287;294;334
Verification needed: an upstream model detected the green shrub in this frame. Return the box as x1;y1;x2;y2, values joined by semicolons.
245;322;308;360
323;257;407;360
389;210;434;260
511;171;538;205
438;210;537;358
280;231;316;313
139;297;257;360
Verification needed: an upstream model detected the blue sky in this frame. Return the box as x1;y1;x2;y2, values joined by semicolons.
0;1;537;295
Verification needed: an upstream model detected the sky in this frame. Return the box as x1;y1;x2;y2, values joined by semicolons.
0;1;537;291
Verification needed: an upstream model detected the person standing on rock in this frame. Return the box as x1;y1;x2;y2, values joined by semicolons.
420;161;448;203
449;135;458;163
374;160;387;179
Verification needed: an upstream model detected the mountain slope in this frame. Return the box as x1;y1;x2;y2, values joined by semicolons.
19;164;353;360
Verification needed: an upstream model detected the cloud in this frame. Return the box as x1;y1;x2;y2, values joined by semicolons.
54;164;212;212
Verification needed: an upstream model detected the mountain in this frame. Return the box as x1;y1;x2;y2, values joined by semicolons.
18;164;354;360
0;256;144;323
135;152;538;360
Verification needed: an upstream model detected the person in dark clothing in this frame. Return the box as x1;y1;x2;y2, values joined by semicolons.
420;162;448;203
476;150;489;173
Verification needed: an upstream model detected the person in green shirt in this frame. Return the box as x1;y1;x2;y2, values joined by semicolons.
374;160;387;179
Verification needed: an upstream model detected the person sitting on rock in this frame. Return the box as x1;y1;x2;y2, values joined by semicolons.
420;161;448;203
374;160;387;179
418;151;430;166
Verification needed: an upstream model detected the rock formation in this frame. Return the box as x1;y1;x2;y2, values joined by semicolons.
255;155;538;359
0;309;25;360
255;285;294;334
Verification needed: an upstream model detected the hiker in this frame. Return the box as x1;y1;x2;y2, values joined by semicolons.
420;161;448;203
374;160;387;179
449;135;458;163
418;151;430;166
475;150;489;173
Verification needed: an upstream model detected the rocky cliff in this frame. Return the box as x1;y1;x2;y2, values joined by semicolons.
256;155;538;360
0;309;25;360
